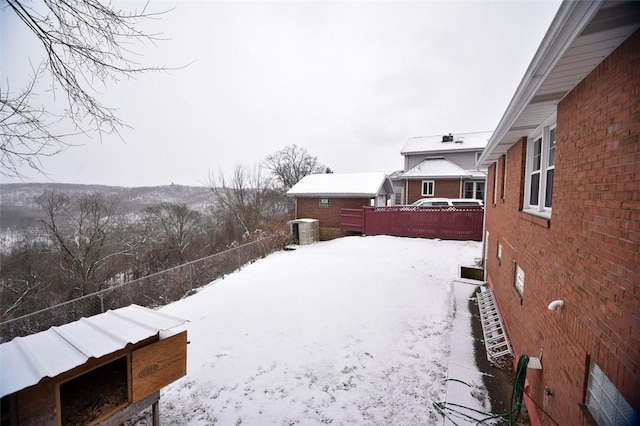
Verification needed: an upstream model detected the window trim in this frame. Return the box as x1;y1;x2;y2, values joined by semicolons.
464;181;485;200
421;180;435;197
523;114;556;218
492;162;498;205
394;187;404;205
500;154;507;201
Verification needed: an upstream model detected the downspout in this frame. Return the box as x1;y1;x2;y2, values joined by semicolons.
459;176;463;198
405;179;409;204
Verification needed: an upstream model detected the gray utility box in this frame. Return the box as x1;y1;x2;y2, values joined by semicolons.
289;219;319;245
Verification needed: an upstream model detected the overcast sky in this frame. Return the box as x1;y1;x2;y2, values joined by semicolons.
1;0;561;188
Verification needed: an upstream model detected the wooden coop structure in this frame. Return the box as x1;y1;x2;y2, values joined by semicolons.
0;305;188;426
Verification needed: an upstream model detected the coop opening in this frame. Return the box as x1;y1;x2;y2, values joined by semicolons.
291;222;300;244
60;356;129;425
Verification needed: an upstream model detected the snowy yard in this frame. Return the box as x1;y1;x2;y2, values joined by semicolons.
142;235;489;425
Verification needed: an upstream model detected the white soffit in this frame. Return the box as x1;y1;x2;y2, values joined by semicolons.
0;304;187;398
480;0;640;166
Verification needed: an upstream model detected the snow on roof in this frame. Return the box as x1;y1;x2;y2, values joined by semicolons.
286;173;394;197
401;131;492;155
0;304;187;398
401;158;474;178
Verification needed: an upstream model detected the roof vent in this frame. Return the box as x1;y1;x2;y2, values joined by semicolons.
442;133;454;142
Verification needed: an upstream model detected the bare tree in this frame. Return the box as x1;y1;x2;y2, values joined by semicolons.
1;0;170;178
36;190;122;295
0;232;68;319
263;144;331;192
142;203;202;264
208;164;285;239
0;247;49;320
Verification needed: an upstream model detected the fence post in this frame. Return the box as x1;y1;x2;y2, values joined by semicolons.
100;293;105;313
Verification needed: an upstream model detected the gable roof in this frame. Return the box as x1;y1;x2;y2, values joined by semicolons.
400;158;485;179
401;131;493;155
286;173;394;197
479;0;640;166
0;304;187;398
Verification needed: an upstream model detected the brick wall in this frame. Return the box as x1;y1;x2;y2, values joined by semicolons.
295;197;370;240
406;179;461;203
485;30;639;425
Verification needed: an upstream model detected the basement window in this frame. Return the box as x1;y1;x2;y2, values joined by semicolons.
514;264;524;296
60;356;129;425
586;360;637;426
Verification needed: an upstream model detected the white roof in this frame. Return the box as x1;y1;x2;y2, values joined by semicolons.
286;173;394;197
401;158;485;179
401;131;492;155
0;305;187;398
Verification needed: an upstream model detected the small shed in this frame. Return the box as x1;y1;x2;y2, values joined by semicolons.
287;173;394;240
0;304;188;426
288;218;319;245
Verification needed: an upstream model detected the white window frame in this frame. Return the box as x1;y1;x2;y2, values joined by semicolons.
501;154;507;201
515;264;525;296
394;187;404;205
421;180;435;197
492;161;499;205
586;360;637;426
524;114;556;218
464;181;485;201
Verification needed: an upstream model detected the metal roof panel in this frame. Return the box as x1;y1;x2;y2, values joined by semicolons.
0;305;187;398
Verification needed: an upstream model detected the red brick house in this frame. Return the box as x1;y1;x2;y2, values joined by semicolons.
478;1;639;425
287;173;394;240
391;131;491;205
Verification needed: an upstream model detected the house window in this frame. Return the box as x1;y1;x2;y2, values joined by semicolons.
586;360;637;426
524;119;556;216
492;162;498;205
394;188;404;205
515;264;524;296
500;154;507;200
464;181;485;200
421;180;434;196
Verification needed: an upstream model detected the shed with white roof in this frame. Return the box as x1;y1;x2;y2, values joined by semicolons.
287;173;394;240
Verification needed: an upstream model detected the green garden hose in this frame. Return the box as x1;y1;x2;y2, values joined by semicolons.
433;354;530;426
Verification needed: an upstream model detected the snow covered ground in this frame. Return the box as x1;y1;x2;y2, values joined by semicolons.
138;235;490;425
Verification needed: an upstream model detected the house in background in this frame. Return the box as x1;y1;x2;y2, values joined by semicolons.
286;172;394;240
478;1;639;425
391;131;491;205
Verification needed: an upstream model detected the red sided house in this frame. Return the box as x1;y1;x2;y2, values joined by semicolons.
391;131;492;205
286;172;394;241
478;1;639;425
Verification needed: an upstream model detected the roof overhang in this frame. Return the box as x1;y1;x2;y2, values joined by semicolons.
479;0;640;167
0;305;187;398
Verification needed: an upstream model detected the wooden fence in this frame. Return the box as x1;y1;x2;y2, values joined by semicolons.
340;205;484;241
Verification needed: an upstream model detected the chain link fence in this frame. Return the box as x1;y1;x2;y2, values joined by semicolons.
0;235;286;342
